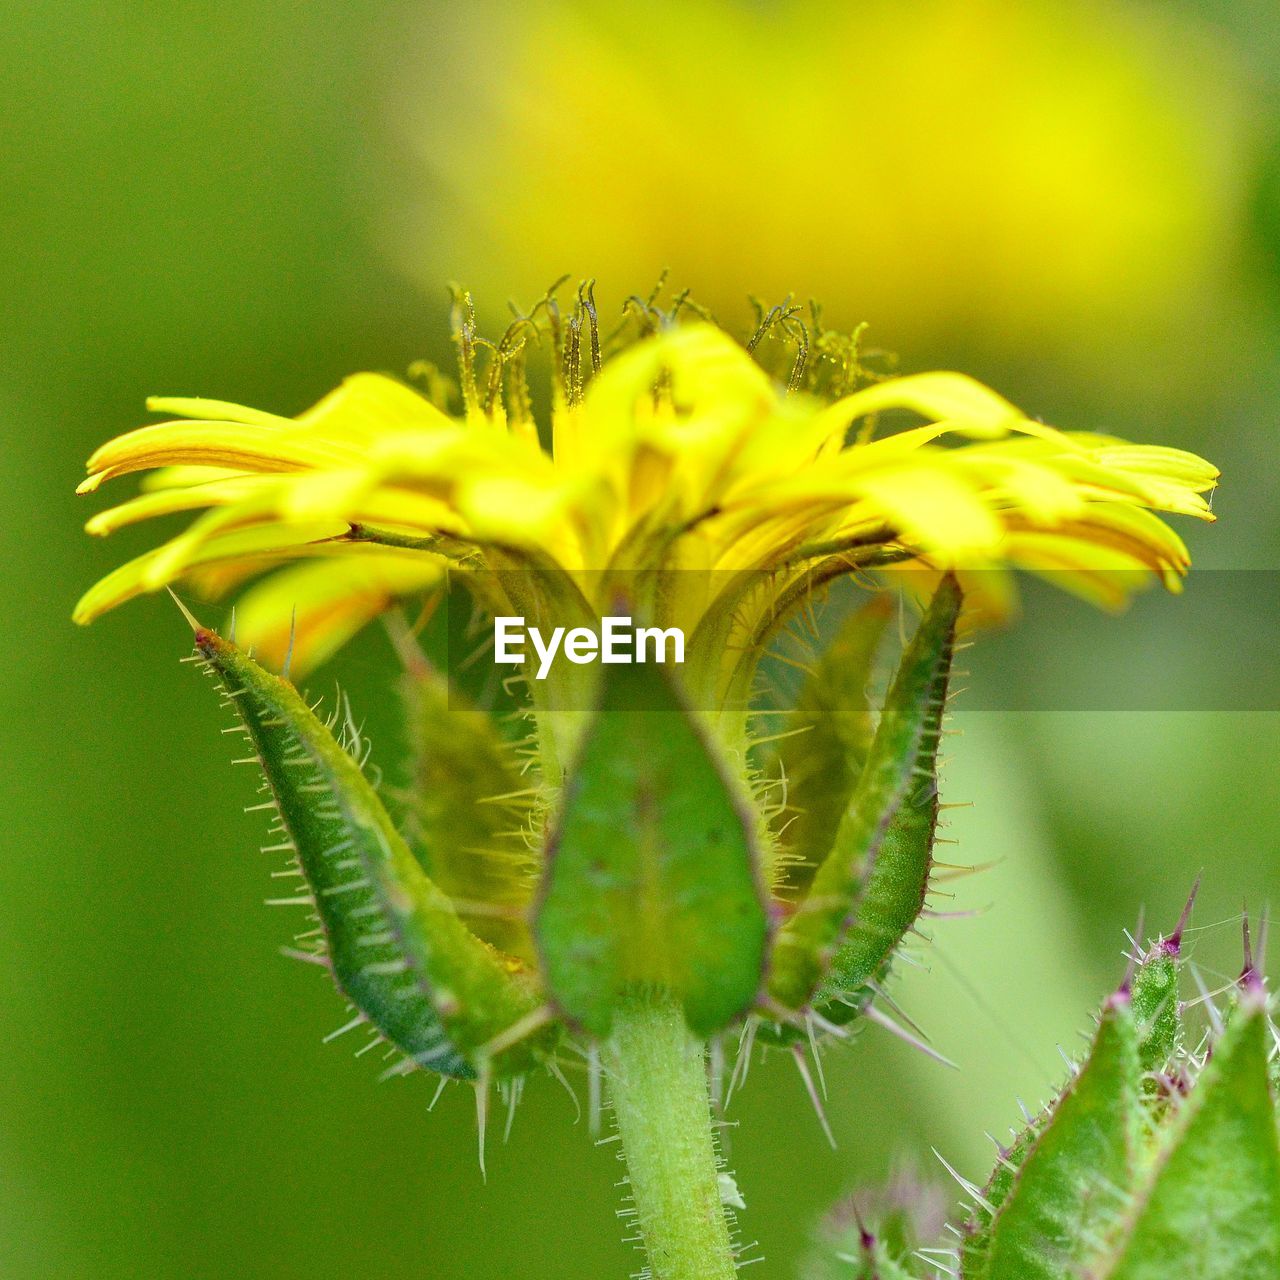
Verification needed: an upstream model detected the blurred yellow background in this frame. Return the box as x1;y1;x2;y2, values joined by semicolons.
3;2;1277;1276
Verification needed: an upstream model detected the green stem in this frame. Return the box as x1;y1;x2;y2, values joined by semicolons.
604;991;738;1280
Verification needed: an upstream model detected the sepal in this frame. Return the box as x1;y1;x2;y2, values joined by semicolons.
535;661;769;1038
194;627;552;1080
403;658;538;959
768;576;961;1011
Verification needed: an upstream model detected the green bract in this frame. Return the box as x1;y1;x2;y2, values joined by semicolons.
195;628;553;1081
189;577;964;1088
536;661;768;1039
766;576;959;1024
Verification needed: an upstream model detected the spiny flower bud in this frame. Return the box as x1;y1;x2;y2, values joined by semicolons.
831;901;1280;1280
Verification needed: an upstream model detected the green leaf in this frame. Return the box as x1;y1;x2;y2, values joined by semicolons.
1099;994;1280;1280
196;627;549;1079
773;595;892;893
972;994;1139;1280
535;661;768;1038
768;576;961;1011
404;661;537;959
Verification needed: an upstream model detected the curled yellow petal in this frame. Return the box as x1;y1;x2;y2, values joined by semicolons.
145;396;292;428
80;422;359;492
816;371;1030;444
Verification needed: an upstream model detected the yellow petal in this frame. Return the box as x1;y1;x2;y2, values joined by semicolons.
817;371;1029;445
294;372;454;441
145;396;292;427
80;422;359;491
84;474;276;536
232;553;445;675
73;522;349;623
849;464;1003;559
1002;532;1159;610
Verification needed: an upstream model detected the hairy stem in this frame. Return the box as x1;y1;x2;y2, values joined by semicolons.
605;991;738;1280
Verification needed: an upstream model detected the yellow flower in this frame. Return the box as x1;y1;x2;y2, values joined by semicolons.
395;0;1247;391
76;289;1216;766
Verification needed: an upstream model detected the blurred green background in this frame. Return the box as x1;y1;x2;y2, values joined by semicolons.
3;1;1278;1276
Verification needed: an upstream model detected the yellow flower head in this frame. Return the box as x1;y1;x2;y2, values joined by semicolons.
76;285;1217;747
399;0;1246;388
